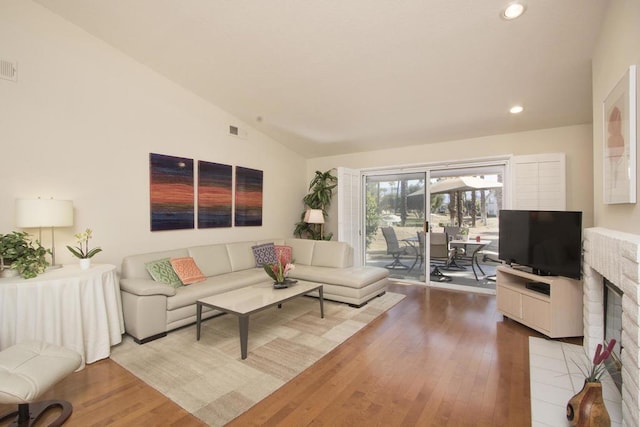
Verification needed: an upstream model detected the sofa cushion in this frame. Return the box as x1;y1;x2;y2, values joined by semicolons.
122;248;190;279
144;258;183;288
311;241;352;268
284;239;315;266
170;257;206;285
251;243;277;266
227;241;257;271
290;266;388;289
166;269;266;310
188;244;232;277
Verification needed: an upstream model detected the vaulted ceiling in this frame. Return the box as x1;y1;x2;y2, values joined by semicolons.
35;0;609;157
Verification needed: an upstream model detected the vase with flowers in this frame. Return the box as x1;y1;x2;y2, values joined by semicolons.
566;339;616;426
263;258;296;289
66;228;102;270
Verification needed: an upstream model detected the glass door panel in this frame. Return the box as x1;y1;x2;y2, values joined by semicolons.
364;172;426;282
428;166;504;289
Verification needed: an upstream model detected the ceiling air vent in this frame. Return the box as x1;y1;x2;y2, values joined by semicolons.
0;60;17;82
229;125;247;139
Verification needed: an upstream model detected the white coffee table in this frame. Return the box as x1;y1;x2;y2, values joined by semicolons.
196;280;324;359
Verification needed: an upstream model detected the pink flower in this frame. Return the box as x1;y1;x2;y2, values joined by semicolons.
583;339;617;382
263;260;295;283
284;263;295;275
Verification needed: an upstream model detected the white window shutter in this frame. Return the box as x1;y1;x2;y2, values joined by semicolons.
512;153;566;210
337;167;362;266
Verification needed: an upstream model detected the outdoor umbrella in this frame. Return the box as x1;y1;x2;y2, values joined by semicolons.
408;176;503;225
429;176;503;194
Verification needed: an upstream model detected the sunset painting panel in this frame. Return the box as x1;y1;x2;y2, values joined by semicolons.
198;161;232;228
235;166;263;226
150;153;195;231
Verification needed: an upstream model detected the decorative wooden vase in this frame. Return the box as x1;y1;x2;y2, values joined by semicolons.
566;381;611;426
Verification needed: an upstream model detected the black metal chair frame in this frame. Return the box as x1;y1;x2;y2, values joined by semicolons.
426;231;453;282
0;399;74;427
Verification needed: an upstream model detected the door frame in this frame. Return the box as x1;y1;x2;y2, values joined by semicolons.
355;156;510;283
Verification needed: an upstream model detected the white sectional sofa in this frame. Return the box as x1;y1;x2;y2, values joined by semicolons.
120;238;389;343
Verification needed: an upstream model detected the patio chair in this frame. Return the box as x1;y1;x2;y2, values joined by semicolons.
381;227;414;270
443;225;466;269
429;232;454;282
415;230;425;270
476;249;500;282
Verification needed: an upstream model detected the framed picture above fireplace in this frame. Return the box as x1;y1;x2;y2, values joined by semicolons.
603;64;637;204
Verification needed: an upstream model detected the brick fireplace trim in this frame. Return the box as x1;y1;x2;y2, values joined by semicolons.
583;227;640;426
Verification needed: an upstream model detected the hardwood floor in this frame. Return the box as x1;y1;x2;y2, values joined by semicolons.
0;283;573;426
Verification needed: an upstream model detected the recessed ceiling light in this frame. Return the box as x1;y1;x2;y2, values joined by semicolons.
510;105;524;114
502;2;526;20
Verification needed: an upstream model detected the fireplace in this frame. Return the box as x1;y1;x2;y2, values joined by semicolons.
583;227;640;427
604;277;623;392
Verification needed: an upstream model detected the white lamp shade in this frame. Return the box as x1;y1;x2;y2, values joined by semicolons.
15;198;74;228
304;209;325;224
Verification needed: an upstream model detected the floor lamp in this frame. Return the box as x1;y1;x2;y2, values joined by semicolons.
15;198;74;269
304;209;325;240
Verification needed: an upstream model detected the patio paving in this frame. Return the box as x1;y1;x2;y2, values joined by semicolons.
366;223;500;292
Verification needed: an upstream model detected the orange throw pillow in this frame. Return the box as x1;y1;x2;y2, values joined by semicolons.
170;257;206;285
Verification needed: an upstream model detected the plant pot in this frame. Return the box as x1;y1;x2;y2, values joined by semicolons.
273;278;297;289
567;381;610;426
0;267;19;278
79;258;91;270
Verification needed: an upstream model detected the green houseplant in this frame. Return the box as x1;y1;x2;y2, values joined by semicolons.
0;231;50;279
457;227;470;241
294;169;337;240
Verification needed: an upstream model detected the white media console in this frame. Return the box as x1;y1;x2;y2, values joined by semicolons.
496;265;583;338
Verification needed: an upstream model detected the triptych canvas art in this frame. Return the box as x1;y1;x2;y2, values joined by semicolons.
149;153;263;231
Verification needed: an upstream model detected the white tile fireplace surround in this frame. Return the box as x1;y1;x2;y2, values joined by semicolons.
583;227;640;426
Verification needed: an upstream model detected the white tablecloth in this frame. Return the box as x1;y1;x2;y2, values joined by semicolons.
0;264;124;368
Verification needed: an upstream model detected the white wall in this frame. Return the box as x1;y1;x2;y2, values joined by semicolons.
592;0;640;233
307;124;594;238
0;0;307;268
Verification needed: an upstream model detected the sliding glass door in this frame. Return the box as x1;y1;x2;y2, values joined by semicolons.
427;165;504;289
364;171;428;282
361;161;506;289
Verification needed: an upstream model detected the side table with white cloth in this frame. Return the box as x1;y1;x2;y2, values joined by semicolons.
0;264;124;368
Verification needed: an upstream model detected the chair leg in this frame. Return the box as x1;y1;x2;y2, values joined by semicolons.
0;407;19;425
0;400;74;427
430;266;452;282
408;254;421;272
385;254;409;270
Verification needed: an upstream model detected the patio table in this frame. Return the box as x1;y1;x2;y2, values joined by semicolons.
448;239;491;280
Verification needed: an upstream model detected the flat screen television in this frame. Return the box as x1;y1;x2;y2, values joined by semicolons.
498;210;582;279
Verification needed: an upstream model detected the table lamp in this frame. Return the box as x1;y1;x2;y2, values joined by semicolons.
304;209;325;240
15;198;74;269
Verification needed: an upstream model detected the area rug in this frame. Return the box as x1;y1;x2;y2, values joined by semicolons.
110;292;405;426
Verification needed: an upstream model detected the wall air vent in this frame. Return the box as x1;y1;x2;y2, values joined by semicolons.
0;60;17;82
229;125;247;139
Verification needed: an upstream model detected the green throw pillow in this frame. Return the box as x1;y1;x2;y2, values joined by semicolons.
145;258;183;288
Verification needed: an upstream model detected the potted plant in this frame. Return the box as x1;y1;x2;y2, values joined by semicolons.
566;339;615;425
294;169;337;240
67;228;102;269
456;227;470;241
0;231;50;279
